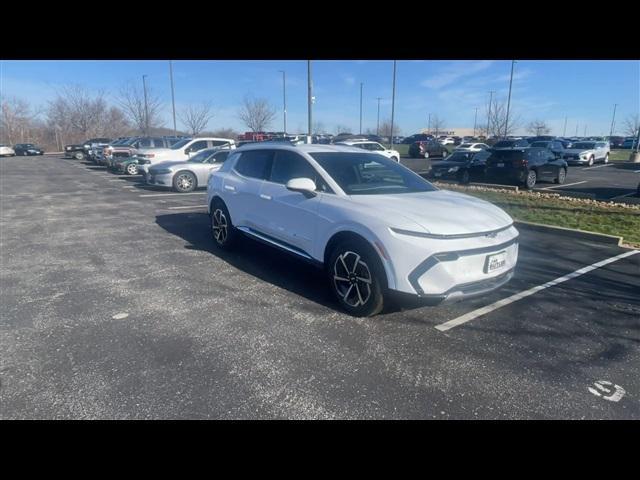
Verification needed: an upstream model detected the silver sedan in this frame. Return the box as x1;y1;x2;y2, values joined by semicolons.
146;148;231;192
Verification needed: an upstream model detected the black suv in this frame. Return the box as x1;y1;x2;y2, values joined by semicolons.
64;138;111;160
492;139;530;149
13;143;44;156
408;139;448;158
485;147;568;189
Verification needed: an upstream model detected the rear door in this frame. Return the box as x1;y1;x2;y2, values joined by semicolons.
536;149;557;179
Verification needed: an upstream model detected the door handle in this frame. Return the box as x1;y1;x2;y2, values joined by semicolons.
260;194;272;200
224;185;236;191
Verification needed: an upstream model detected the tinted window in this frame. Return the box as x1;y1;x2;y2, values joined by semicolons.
188;149;217;163
152;137;164;146
234;150;274;180
139;138;152;148
493;140;515;149
211;140;232;147
270;150;319;185
171;139;191;149
188;140;208;152
212;151;229;164
310;152;437;195
445;152;474;163
490;150;526;161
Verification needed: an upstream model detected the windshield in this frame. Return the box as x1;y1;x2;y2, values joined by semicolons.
445;152;474;163
187;149;215;163
310;152;437;195
170;139;191;149
572;142;596;149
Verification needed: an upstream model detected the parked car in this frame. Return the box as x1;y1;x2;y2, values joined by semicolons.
439;137;455;145
0;144;16;157
146;148;231;192
429;150;491;184
402;134;434;144
408;140;448;159
335;140;400;161
13;143;44;156
485;147;568;189
85;138;113;163
562;141;610;166
206;143;518;316
491;139;530;149
529;140;565;159
135;137;236;175
455;142;489;152
607;136;625;149
64;138;111;161
525;136;556;144
622;137;638;149
104;136;184;168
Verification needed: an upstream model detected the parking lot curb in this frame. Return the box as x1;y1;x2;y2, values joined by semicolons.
514;220;624;246
469;182;519;191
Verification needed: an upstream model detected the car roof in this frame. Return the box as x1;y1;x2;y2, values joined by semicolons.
235;143;369;154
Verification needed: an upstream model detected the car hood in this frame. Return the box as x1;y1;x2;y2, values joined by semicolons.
563;148;593;155
348;189;513;235
149;160;193;170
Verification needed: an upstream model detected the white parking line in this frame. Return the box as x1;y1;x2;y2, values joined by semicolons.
542;181;588;190
139;192;206;198
434;250;639;332
582;164;614;170
166;205;208;210
610;192;637;200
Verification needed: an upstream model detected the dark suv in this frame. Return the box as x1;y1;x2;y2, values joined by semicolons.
491;139;530;149
485;147;568;189
408;140;448;159
529;140;565;159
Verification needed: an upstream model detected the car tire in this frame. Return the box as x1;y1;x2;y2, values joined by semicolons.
604;153;609;164
588;156;594;167
555;167;567;184
210;200;237;250
459;170;471;184
173;171;196;192
23;151;28;156
74;151;84;161
126;163;138;175
424;151;430;159
524;169;537;189
328;239;385;317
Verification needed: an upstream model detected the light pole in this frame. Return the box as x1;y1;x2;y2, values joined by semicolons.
428;113;431;135
279;70;287;136
473;107;478;137
390;60;397;153
376;97;382;136
584;125;587;137
142;74;149;136
504;60;516;139
487;91;495;138
609;103;617;138
169;61;177;137
563;116;567;137
359;82;363;135
307;60;312;142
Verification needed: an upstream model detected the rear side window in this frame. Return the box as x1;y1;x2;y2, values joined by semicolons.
211;140;232;147
189;140;208;152
212;151;229;164
270;150;318;185
234;150;274;180
139;138;152;148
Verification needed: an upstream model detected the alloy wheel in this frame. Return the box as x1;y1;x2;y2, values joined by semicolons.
176;173;194;191
127;164;138;175
333;251;372;308
212;209;228;245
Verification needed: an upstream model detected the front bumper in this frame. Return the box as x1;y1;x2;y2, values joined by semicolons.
384;225;519;299
145;172;173;187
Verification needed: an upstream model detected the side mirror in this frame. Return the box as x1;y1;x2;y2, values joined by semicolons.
286;177;317;197
184;148;190;155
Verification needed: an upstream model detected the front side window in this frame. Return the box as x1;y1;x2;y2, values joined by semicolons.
139;138;153;148
210;140;232;147
212;151;230;164
234;150;274;180
188;149;216;163
270;150;319;185
310;152;437;195
170;139;191;150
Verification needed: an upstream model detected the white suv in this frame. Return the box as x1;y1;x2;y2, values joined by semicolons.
207;144;519;316
335;140;400;161
136;137;235;174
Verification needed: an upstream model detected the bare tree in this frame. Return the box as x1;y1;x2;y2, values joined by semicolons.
117;81;163;135
46;85;110;141
429;115;446;137
178;101;215;136
379;119;401;138
526;120;551;136
237;95;276;132
485;97;521;138
335;124;352;135
100;107;131;139
1;97;33;144
312;120;326;134
623;114;640;137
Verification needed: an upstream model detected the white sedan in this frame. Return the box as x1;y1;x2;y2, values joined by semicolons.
335;140;401;162
455;143;489;152
0;145;16;157
207;143;519;317
439;137;456;145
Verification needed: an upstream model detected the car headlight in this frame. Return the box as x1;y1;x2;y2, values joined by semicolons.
448;166;459;172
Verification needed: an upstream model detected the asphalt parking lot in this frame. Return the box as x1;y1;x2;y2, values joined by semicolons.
1;155;639;419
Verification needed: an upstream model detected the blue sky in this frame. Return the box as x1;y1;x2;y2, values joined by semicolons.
1;60;638;136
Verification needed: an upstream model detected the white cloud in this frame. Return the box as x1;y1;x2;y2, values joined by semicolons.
421;61;494;89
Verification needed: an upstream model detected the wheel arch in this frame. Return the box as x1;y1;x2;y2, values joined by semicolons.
174;169;198;189
323;229;395;290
